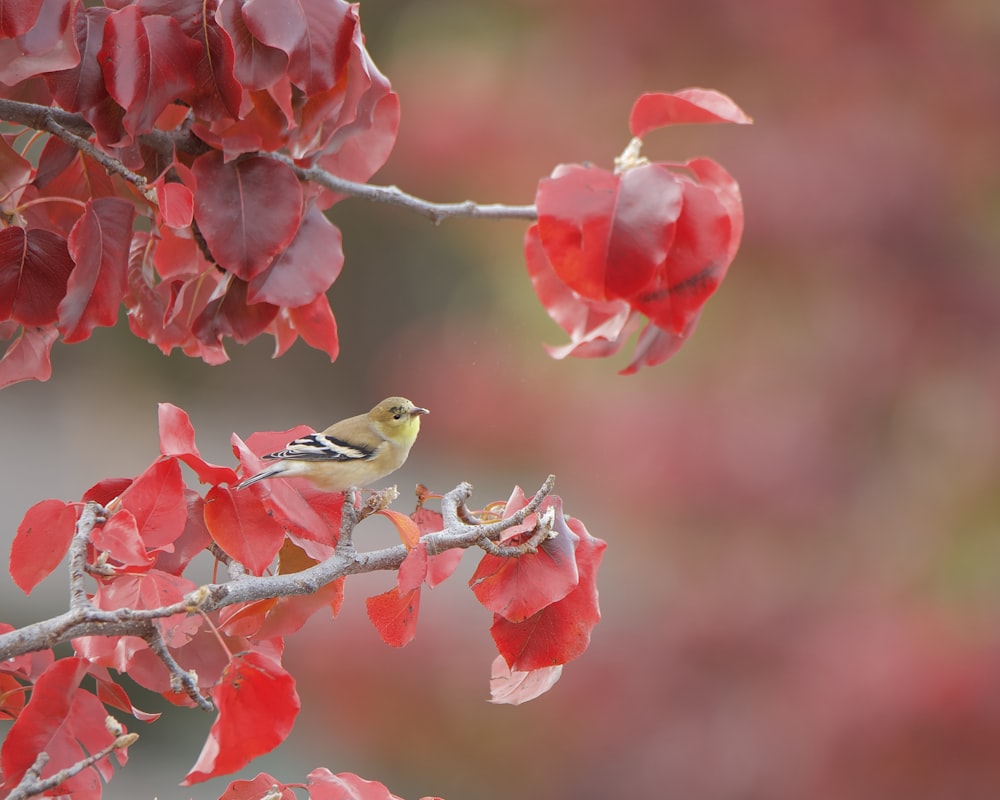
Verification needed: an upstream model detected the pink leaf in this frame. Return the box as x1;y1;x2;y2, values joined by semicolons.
0;323;59;389
489;655;563;705
158;402;238;485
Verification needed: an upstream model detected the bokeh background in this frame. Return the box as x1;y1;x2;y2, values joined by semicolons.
4;0;1000;797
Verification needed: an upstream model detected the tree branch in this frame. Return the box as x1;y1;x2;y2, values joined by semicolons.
2;723;138;800
0;477;557;663
0;98;538;224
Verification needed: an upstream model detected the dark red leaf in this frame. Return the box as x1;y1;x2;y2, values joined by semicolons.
242;0;354;95
218;0;288;91
193;275;278;347
204;484;286;575
0;0;79;86
0;0;43;37
98;5;200;140
491;517;606;672
0;136;33;214
0;323;59;388
247;204;343;306
82;476;133;505
44;6;112;112
0;227;74;325
191;151;303;279
366;585;420;648
157;402;238;485
182;651;299;784
9;498;76;595
629;88;752;139
0;658;124;800
58;197;135;343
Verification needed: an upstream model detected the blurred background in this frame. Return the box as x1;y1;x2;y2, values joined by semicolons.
4;0;1000;797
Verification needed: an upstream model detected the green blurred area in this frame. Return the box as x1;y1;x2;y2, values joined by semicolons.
4;0;1000;797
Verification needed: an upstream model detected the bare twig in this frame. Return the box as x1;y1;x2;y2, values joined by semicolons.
2;724;137;800
68;502;104;611
0;478;558;663
0;98;538;224
143;627;213;711
477;506;557;558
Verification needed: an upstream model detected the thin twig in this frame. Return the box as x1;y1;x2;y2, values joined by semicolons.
143;627;213;711
43;118;150;195
3;727;137;800
267;152;537;223
0;478;558;662
477;506;557;558
68;502;103;611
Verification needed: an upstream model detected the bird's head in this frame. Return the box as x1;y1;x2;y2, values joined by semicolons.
370;397;429;445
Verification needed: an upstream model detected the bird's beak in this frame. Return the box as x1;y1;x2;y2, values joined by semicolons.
412;406;429;416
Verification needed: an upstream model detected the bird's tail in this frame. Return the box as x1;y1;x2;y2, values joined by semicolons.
235;465;285;490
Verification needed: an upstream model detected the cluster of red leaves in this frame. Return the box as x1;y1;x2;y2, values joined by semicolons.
0;0;397;387
526;89;751;373
1;403;604;798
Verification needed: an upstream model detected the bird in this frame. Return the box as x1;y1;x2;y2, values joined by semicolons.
235;397;428;492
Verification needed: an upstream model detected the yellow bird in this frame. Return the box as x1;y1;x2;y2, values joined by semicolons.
236;397;428;492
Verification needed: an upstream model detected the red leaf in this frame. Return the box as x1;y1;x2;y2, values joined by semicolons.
378;508;420;550
118;458;187;549
153;489;213;575
98;5;201;140
44;6;112;112
0;227;74;325
0;658;124;800
366;585;420;648
242;0;354;95
182;651;299;784
316;91;399;191
307;768;407;800
94;671;161;722
629;88;752;138
247;204;343;306
0;323;59;389
491;518;606;672
158;402;238;485
58;197;135;343
271;292;339;360
218;0;288;91
220;773;296;800
91;509;155;572
9;498;76;595
525;223;638;362
489;655;563;706
536;163;683;303
193;275;278;346
0;0;79;86
470;495;580;622
82;476;133;505
191;151;303;280
0;0;43;37
204;484;286;575
0;672;27;720
180;0;242;120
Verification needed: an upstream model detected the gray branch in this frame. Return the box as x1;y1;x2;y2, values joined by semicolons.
0;98;538;224
0;477;556;663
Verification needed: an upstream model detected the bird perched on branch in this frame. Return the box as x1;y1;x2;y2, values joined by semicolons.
236;397;429;492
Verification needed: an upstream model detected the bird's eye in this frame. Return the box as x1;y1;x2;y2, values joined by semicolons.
393;413;402;420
